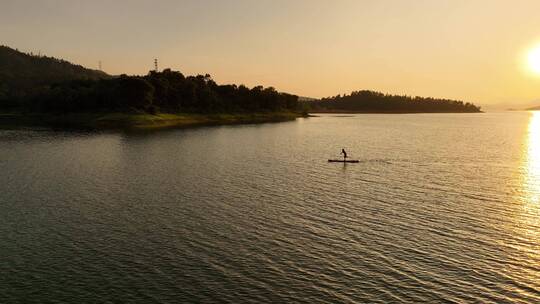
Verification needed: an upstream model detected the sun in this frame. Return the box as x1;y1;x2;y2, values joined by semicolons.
528;45;540;75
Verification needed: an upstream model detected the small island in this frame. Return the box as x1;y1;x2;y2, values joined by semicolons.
308;91;481;113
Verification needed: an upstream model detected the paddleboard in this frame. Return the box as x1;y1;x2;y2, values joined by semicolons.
328;159;359;163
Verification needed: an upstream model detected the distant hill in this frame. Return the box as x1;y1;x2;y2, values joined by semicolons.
0;45;109;105
309;90;481;113
526;105;540;111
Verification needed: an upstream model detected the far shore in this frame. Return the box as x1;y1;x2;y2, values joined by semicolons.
0;112;305;131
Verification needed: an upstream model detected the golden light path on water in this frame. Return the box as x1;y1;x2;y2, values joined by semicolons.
524;112;540;210
519;111;540;262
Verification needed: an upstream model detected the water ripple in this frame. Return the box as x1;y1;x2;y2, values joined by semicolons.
1;113;539;303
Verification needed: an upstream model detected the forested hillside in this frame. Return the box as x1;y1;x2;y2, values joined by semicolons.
0;46;299;114
310;90;481;113
24;70;299;114
0;46;109;106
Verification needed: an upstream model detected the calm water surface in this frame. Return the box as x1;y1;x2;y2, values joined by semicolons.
1;113;539;303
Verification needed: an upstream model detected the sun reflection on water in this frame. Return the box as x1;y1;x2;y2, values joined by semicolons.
520;111;540;246
525;112;540;203
523;112;540;207
506;111;540;291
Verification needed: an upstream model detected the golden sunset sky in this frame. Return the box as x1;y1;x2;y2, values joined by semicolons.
3;0;540;108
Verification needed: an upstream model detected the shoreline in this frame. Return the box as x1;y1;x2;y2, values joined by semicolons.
0;112;304;131
308;110;483;114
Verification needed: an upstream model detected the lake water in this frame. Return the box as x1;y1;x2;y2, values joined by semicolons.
1;113;539;303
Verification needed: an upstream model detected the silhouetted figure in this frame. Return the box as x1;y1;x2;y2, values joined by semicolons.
341;148;347;161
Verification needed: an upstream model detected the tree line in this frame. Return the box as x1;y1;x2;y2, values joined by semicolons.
14;70;299;114
2;45;481;114
0;46;299;114
309;90;481;113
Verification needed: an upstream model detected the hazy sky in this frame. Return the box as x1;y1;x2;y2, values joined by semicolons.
3;0;540;106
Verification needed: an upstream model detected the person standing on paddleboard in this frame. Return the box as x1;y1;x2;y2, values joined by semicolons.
341;148;347;161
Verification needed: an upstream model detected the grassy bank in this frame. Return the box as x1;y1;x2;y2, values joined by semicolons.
308;109;483;114
0;112;302;131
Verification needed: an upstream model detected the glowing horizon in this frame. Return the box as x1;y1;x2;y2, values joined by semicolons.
3;0;540;107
